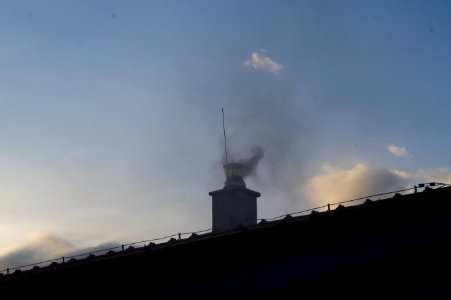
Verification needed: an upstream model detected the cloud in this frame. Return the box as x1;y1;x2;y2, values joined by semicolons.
304;162;451;208
243;50;283;74
304;163;409;207
0;234;75;271
411;168;451;185
387;144;411;158
0;234;120;271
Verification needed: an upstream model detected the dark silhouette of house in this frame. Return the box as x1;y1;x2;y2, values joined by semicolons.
1;182;451;299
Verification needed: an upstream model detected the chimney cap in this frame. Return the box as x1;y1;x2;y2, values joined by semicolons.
223;163;246;188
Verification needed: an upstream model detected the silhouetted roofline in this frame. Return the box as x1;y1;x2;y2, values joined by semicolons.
1;183;448;280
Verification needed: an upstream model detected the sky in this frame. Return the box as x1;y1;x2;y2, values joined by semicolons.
0;0;451;270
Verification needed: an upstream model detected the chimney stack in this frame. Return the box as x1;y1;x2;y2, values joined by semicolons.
209;163;261;232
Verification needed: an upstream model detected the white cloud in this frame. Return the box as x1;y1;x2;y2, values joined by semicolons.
387;144;411;158
243;50;283;74
304;163;407;207
304;162;451;208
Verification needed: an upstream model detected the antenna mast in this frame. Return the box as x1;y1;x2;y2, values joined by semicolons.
222;108;229;176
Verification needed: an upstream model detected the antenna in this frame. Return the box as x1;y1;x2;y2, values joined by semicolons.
222;107;229;176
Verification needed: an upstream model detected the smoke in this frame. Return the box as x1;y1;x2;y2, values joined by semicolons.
236;146;264;178
202;50;316;198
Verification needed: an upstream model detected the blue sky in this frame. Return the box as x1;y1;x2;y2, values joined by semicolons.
0;0;450;268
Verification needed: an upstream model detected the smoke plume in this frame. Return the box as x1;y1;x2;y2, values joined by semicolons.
236;146;264;178
196;52;315;205
211;52;316;195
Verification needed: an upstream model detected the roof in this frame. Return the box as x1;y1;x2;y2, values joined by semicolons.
1;184;451;299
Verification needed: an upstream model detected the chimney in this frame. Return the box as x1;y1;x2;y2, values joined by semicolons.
209;163;261;232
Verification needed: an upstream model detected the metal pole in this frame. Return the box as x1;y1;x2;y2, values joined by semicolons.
222;108;229;176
